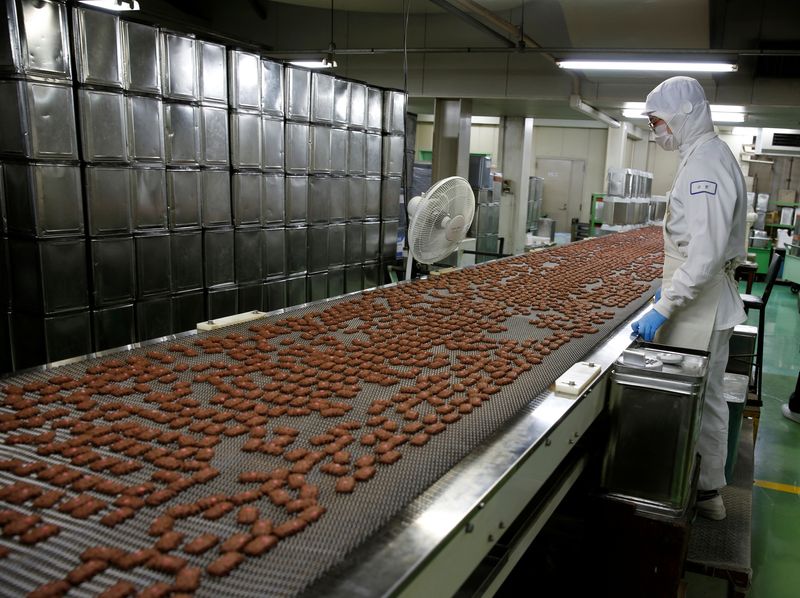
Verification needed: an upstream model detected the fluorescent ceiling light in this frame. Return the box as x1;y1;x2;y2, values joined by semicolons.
288;59;336;69
622;109;745;123
558;60;737;73
79;0;140;10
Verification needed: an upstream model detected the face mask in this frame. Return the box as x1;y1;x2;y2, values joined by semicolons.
653;122;677;151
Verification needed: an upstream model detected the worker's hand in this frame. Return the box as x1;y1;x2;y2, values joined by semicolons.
631;309;667;342
654;287;661;302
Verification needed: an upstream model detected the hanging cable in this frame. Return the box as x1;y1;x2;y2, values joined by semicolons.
403;0;410;96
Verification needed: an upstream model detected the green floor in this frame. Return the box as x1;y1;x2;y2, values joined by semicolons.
687;283;800;598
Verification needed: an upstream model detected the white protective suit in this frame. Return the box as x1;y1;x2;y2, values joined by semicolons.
645;76;748;491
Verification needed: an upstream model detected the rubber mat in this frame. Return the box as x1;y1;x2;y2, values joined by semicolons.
0;228;663;597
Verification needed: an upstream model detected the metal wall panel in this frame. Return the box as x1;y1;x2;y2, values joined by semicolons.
166;168;201;229
1;0;71;80
203;227;234;287
164;102;200;165
200;105;229;166
262;173;285;226
286;226;307;275
328;222;345;267
347;176;365;220
132;167;167;231
0;81;77;160
311;72;334;124
307;271;327;302
310;125;331;174
90;236;135;308
285;66;310;122
366;87;383;132
285;175;307;224
135;232;171;298
364;177;381;220
349;82;366;130
381;176;401;220
263;279;286;311
199;41;227;105
365;133;382;176
330;176;347;222
79;89;129;163
344;264;362;293
234;227;263;284
307;225;328;273
136;294;173;341
161;32;198;101
238;283;262;312
231;172;262;227
262;116;285;172
383;90;406;134
261;59;284;116
262;227;286;279
171;230;203;292
330;127;347;175
333;79;350;127
347;129;365;175
127;95;164;163
172;290;204;333
230;111;262;170
345;221;363;264
363;260;380;289
382;134;404;177
364;220;381;261
85;166;132;236
229;50;261;111
201;169;231;227
92;303;135;352
327;266;344;298
307;175;330;224
285;121;310;174
381;219;399;260
9;237;88;314
3;163;83;237
286;274;307;306
11;310;91;369
122;21;161;94
74;7;123;88
205;284;237;319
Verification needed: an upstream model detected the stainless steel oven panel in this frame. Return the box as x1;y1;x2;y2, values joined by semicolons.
199;40;227;105
127;95;165;163
164;101;200;166
229;49;261;111
122;20;161;94
161;31;198;101
74;7;123;88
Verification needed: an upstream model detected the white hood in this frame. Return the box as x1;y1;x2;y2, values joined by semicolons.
644;76;715;154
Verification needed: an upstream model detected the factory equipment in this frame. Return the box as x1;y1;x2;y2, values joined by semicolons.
405;176;475;278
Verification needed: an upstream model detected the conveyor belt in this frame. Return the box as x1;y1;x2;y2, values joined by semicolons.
0;228;663;597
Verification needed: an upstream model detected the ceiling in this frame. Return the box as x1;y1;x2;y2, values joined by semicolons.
147;0;800;128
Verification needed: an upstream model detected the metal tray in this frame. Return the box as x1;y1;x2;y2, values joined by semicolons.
200;169;232;228
127;95;165;163
166;168;202;229
90;236;135;307
263;278;287;311
364;220;381;261
232;172;263;227
333;78;350;127
234;227;264;284
307;225;329;273
229;49;261;111
134;232;172;298
364;176;381;219
199;40;227;105
308;175;331;224
365;133;382;176
329;222;346;267
80;88;129;163
91;303;135;352
161;31;198;101
202;227;235;287
10;310;91;370
171;229;203;292
131;167;167;232
205;283;238;319
381;176;401;220
73;6;123;88
347;129;365;175
263;226;287;279
307;271;328;302
331;127;348;175
238;283;263;313
1;0;71;80
85;166;132;236
285;175;308;224
310;124;332;174
230;111;263;170
285;121;310;174
330;175;347;222
262;116;285;172
262;173;285;226
311;72;334;124
349;82;367;129
136;294;173;341
381;219;399;260
382;134;404;177
366;86;383;132
200;105;230;166
347;176;365;221
261;58;284;116
286;274;308;306
285;66;311;121
383;90;406;134
286;225;308;274
122;20;161;94
172;290;205;334
345;220;364;264
164;102;200;166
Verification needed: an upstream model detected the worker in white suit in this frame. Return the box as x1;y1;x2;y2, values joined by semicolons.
630;76;748;520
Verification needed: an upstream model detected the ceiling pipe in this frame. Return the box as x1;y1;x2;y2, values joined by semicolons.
426;0;516;48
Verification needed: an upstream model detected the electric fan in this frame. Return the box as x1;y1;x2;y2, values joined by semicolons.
405;176;475;280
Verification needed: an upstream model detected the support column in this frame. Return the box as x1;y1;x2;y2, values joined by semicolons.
432;99;472;181
498;117;534;255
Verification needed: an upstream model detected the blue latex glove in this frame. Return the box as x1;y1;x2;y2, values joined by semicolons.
631;309;667;342
654;287;661;302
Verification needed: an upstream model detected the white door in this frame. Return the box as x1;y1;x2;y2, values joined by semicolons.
535;158;586;233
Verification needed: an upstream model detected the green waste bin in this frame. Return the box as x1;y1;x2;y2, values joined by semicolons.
724;372;749;483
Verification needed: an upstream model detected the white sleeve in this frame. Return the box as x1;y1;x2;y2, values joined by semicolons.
654;160;737;318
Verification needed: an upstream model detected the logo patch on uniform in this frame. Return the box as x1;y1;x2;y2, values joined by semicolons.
690;180;718;195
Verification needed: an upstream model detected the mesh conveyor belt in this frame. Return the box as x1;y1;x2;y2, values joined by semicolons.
0;228;663;597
